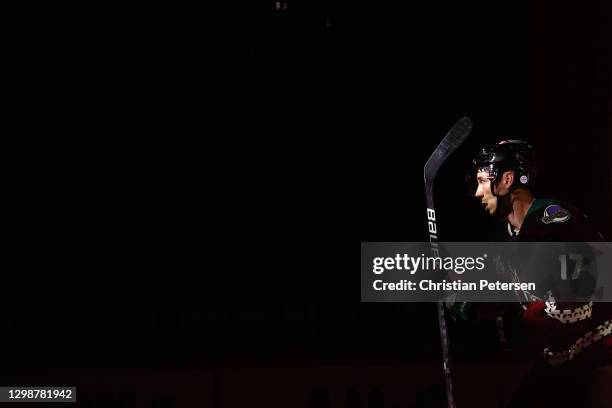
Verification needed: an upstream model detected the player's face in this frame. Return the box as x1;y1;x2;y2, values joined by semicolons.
474;171;497;215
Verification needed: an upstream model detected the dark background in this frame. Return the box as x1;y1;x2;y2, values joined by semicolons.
2;1;611;406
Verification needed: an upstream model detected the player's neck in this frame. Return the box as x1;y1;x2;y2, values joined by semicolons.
507;190;535;230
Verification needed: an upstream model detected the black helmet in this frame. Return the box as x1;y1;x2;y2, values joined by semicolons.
467;140;536;196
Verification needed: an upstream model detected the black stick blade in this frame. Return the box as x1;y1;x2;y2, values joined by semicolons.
424;116;473;183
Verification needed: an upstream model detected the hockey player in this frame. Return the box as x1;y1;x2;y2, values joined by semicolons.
466;140;611;407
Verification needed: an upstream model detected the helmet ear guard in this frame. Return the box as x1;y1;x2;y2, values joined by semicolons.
514;162;535;188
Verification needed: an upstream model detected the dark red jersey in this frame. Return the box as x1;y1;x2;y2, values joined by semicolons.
502;198;611;366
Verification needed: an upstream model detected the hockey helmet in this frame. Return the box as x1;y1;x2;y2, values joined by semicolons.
467;140;537;196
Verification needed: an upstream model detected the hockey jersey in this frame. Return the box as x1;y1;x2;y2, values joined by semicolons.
501;198;611;366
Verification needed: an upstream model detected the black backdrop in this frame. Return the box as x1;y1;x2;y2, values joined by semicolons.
2;1;610;406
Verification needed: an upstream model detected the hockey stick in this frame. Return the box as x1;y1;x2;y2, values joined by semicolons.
423;116;473;408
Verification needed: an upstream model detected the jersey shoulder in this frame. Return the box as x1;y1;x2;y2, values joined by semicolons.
531;199;573;225
520;199;604;241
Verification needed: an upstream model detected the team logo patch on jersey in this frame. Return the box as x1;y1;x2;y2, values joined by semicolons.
541;204;571;224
